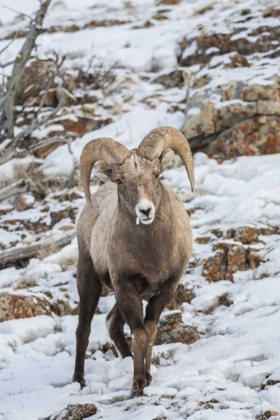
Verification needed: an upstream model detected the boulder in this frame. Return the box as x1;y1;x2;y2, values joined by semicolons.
156;0;182;5
45;403;97;420
166;283;195;310
155;310;200;345
180;6;280;160
0;293;52;322
152;69;186;89
235;226;259;244
16;60;56;104
203;243;263;282
179;23;280;67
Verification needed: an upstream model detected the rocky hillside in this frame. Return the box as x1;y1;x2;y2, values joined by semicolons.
181;3;280;160
0;1;280;419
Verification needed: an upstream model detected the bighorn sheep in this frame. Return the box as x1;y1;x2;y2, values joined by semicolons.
73;126;194;396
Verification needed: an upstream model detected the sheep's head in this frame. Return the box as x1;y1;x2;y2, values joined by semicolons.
110;150;175;224
80;127;195;225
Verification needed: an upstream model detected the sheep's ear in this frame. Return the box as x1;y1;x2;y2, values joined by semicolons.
160;149;174;169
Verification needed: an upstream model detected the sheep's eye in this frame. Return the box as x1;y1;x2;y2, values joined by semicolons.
155;172;160;178
115;179;123;185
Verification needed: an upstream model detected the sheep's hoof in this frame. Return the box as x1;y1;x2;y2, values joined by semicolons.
145;372;153;385
72;373;86;389
131;377;147;397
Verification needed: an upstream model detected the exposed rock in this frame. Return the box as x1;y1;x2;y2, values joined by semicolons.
221;83;236;102
242;84;278;102
24;87;76;108
51;299;77;317
216;102;257;132
179;24;280;67
24;88;57;108
184;102;216;139
41;115;112;138
203;251;225;282
209;116;280;158
45;403;97;420
34;140;67;159
235;226;259;244
192;75;211;89
155;310;200;345
17;60;56;104
48;24;80;34
256;411;279;420
152;69;186;89
49;207;77;228
263;6;280;18
227;246;246;281
4;29;29;40
14;194;36;212
33;114;112;158
84;19;130;29
180;6;280;160
203;243;263;281
54;116;113;136
195;236;213;244
218;293;232;308
0;293;52;322
166;283;195;310
156;0;182;5
227;53;251;68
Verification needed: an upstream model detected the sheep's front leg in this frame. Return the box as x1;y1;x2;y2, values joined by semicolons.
144;281;178;383
114;278;147;397
73;252;102;388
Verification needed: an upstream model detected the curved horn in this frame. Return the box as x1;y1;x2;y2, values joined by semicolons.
137;127;195;191
80;138;131;206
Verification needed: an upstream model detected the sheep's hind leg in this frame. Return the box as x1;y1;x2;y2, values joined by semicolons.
144;281;178;384
73;251;102;388
114;277;147;397
106;303;132;359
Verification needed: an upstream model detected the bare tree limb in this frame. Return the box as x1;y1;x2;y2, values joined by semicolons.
0;60;16;69
0;31;19;56
0;144;16;165
15;97;65;143
0;229;76;266
0;97;65;165
2;6;33;22
35;53;66;119
0;0;52;137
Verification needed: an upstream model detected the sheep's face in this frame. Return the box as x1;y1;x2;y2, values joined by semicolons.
111;151;173;225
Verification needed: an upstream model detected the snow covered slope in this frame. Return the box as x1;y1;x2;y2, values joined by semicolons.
0;1;280;419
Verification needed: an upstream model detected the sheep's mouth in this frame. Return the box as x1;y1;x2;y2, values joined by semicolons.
140;216;154;225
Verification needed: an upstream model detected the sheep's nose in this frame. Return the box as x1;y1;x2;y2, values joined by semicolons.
139;207;152;217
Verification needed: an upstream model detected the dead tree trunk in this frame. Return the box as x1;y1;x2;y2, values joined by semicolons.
0;0;52;141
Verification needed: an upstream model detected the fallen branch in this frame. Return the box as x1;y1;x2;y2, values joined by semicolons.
0;179;29;202
0;179;45;202
27;136;70;152
0;229;76;266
